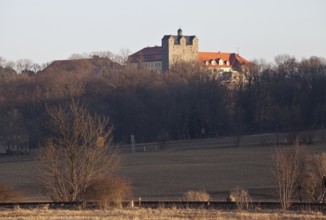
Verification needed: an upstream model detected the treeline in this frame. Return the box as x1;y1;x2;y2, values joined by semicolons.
0;49;129;75
0;55;325;147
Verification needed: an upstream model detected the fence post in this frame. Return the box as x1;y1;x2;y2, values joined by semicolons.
130;200;134;208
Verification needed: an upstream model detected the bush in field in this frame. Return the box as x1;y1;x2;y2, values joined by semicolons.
302;153;326;202
229;187;252;210
272;141;326;205
80;176;132;208
183;190;210;202
272;142;302;209
0;183;22;202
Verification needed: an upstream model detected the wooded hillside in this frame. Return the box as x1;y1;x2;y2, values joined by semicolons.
0;55;325;148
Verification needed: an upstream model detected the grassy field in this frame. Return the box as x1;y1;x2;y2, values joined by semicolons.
0;208;325;220
119;131;326;201
0;132;325;201
120;145;276;201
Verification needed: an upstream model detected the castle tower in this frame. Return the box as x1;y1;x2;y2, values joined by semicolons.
161;29;198;73
177;28;183;36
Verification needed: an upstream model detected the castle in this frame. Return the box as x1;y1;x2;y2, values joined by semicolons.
128;28;250;77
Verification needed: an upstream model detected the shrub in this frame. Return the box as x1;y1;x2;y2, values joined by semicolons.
0;183;22;202
303;153;326;202
183;190;210;202
80;176;132;208
272;144;302;209
229;187;252;210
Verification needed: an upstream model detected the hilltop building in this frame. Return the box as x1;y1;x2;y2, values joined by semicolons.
128;46;162;73
128;29;250;78
162;28;198;72
42;56;121;75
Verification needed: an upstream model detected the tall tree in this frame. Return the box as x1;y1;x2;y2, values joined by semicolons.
36;101;119;201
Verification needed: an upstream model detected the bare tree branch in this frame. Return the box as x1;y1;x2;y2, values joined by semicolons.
36;100;119;202
272;141;301;209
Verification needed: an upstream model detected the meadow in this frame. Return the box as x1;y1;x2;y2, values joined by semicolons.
0;132;325;202
0;208;325;220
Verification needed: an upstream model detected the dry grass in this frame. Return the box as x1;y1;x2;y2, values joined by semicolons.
229;187;252;210
81;176;132;208
119;145;276;201
183;190;210;202
1;136;326;201
0;183;22;202
0;208;325;220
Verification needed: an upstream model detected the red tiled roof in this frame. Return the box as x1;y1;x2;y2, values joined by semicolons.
198;52;231;61
234;54;250;64
129;47;250;68
198;52;250;67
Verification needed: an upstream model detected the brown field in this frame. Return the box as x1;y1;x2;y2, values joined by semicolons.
0;208;325;220
0;131;325;201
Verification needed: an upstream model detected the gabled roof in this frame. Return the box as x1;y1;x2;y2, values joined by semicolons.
198;52;250;68
41;56;121;75
129;46;162;57
129;46;162;62
198;52;231;62
162;35;197;45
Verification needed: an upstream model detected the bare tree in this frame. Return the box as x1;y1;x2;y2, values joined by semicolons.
113;48;130;65
29;63;42;73
68;51;115;60
91;51;114;59
68;53;88;60
295;145;308;202
5;60;15;69
15;59;32;73
36;100;120;202
272;142;301;209
0;56;6;67
303;153;326;202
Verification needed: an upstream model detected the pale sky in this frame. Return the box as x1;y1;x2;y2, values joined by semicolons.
0;0;325;64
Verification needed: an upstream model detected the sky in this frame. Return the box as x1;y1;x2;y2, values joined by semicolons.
0;0;325;65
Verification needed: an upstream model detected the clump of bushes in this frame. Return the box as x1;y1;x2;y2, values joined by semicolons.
228;187;252;210
0;183;22;202
80;176;132;208
183;190;210;202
